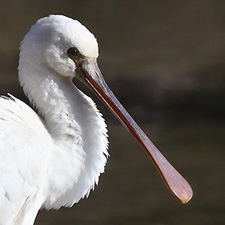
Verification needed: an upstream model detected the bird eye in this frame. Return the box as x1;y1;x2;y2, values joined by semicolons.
67;47;81;58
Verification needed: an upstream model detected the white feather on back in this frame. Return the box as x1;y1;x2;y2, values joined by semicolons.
0;95;51;224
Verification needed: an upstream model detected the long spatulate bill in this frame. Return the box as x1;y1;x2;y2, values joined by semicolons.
76;58;193;203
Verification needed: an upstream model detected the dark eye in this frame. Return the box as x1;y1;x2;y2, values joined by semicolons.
67;47;81;58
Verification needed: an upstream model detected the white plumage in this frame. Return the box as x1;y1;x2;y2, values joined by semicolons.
0;15;192;225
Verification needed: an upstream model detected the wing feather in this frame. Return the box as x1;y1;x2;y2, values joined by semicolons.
0;95;52;224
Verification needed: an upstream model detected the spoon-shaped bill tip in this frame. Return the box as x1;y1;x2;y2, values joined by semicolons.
76;58;193;203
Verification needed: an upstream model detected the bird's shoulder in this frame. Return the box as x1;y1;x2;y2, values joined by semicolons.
0;94;51;179
0;94;48;137
0;94;52;223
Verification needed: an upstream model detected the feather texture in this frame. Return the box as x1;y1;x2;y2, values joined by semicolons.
0;15;108;225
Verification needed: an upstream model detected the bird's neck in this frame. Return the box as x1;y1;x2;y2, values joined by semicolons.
26;73;83;148
19;67;108;208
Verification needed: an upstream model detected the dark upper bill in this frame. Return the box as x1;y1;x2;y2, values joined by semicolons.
75;58;193;203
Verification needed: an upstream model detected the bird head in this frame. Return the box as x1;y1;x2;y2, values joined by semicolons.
19;14;98;78
18;15;193;204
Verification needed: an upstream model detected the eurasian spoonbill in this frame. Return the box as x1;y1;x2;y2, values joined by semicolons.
0;15;192;225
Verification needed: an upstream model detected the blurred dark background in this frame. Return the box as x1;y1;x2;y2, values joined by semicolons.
0;0;225;224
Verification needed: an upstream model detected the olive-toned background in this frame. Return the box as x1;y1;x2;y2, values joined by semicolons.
0;1;225;224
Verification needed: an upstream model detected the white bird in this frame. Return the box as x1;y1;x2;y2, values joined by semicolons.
0;15;193;225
